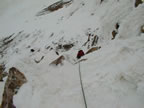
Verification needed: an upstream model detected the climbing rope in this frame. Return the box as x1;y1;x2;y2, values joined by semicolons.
78;62;88;108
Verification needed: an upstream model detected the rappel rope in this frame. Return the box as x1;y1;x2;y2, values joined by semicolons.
78;62;88;108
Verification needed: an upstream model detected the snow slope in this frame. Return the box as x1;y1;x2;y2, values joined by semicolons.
0;0;144;108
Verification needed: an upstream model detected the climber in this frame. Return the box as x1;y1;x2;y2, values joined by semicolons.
77;50;85;59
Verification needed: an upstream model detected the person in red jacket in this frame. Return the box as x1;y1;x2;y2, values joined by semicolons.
77;50;84;59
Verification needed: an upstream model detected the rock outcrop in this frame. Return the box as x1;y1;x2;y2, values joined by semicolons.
112;30;117;40
56;43;74;52
115;23;120;30
50;55;65;66
86;46;101;54
36;0;73;16
135;0;143;7
1;67;27;108
91;35;99;46
0;65;6;81
141;25;144;33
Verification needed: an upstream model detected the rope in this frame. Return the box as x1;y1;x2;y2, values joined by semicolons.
78;62;88;108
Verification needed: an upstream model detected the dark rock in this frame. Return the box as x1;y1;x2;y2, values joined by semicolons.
56;51;59;55
50;47;53;51
56;44;62;50
86;46;101;54
56;43;74;51
115;23;120;30
141;25;144;33
63;44;74;51
1;67;27;108
0;79;3;82
112;30;117;40
3;34;14;43
36;0;73;16
48;1;63;12
30;49;35;52
50;55;65;66
91;35;99;46
135;0;143;7
0;65;5;81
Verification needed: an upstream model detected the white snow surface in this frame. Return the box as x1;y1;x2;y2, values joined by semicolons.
0;0;144;108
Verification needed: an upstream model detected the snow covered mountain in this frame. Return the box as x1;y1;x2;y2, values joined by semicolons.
0;0;144;108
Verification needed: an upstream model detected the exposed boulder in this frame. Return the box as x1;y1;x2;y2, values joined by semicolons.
135;0;143;7
91;35;99;46
55;51;59;55
0;65;6;82
83;31;99;49
36;0;73;16
56;43;74;52
112;30;117;40
50;55;65;66
2;34;14;45
48;1;63;11
0;34;14;57
141;25;144;33
111;23;120;40
0;65;4;81
1;67;27;108
63;44;74;51
56;44;63;50
115;23;120;30
86;46;101;54
30;49;35;52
